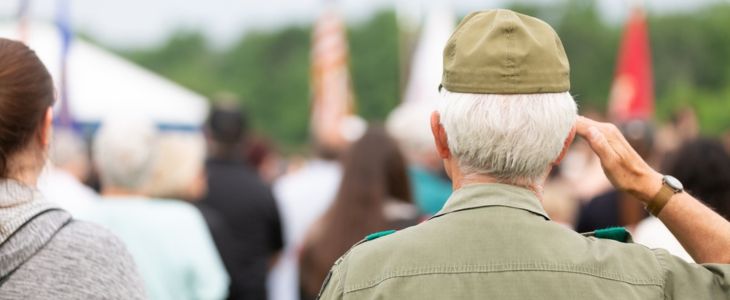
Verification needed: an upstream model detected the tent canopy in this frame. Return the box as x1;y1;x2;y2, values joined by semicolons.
0;22;209;130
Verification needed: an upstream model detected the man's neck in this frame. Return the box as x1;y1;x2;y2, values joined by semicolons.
455;172;500;190
445;158;551;201
452;172;547;203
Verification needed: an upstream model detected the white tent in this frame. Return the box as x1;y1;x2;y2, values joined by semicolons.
0;22;209;130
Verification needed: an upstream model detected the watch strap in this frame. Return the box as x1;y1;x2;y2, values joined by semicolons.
647;184;675;216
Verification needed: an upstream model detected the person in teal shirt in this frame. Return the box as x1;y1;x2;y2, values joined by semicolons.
86;118;229;300
409;166;452;216
84;198;229;300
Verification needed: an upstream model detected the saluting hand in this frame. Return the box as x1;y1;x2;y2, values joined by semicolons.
574;116;663;203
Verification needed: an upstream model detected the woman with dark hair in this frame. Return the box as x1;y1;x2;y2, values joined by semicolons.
298;126;420;299
0;38;145;298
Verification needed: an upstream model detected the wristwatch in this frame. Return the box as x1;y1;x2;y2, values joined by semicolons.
646;175;684;216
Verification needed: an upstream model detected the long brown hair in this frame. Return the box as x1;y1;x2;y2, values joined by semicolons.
0;39;55;178
299;125;412;298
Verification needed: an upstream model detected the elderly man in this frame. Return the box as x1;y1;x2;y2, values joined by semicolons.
317;9;730;299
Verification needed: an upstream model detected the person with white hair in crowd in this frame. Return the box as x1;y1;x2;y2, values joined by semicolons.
145;132;207;201
319;9;730;299
86;117;229;300
386;103;451;216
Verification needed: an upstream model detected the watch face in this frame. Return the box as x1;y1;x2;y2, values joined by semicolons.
664;175;684;192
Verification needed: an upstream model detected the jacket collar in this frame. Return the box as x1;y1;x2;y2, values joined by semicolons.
431;183;550;221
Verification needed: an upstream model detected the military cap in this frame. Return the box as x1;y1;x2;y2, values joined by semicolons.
441;9;570;94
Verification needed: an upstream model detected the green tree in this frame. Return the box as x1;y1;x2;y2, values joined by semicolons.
348;10;400;121
121;31;220;95
112;1;730;148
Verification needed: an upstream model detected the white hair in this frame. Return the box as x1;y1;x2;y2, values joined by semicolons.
93;117;159;191
50;129;87;167
438;90;577;185
146;132;206;199
386;103;436;159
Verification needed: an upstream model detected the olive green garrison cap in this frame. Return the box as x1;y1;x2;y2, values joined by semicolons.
441;9;570;94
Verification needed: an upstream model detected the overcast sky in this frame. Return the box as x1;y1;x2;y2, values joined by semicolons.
0;0;724;49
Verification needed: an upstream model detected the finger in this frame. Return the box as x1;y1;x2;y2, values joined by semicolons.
576;117;627;159
601;123;631;159
600;122;648;171
575;116;604;138
583;126;616;165
575;115;620;164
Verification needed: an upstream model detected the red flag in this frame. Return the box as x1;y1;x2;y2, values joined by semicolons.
310;7;355;147
608;8;654;122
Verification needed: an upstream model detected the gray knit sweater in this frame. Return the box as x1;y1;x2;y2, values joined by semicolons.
0;180;146;299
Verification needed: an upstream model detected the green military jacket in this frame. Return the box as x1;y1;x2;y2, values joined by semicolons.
318;183;730;299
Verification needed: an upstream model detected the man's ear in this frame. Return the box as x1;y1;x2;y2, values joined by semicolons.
38;107;54;147
553;124;577;165
430;111;450;159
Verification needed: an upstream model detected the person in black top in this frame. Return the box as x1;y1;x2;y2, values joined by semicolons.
198;101;284;300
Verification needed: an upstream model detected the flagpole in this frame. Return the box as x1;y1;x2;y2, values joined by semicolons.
310;0;360;148
56;0;74;129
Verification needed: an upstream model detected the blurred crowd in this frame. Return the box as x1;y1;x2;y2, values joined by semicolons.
35;94;730;300
2;18;730;298
544;107;730;262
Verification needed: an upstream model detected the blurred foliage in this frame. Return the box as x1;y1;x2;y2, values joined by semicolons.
349;11;400;121
114;1;730;149
120;11;399;150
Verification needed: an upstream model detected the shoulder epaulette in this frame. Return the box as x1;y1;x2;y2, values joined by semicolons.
581;227;633;243
316;229;398;299
365;229;397;241
348;229;397;250
332;229;398;267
